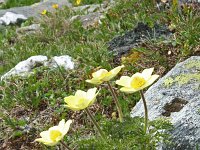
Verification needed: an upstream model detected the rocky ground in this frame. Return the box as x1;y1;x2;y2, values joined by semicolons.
0;0;200;149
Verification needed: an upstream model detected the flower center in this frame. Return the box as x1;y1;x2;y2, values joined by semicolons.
131;76;146;89
76;98;88;108
50;130;62;141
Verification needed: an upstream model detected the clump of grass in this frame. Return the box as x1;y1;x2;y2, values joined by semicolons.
75;117;172;150
69;0;104;6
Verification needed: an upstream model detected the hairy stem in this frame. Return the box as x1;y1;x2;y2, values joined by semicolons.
107;81;123;122
139;90;148;134
60;140;72;150
85;108;106;140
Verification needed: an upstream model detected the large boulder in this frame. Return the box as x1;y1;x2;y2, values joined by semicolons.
131;56;200;150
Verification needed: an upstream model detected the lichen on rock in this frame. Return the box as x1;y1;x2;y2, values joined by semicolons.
164;73;200;88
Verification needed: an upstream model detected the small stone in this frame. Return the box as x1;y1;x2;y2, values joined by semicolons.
1;55;75;81
0;0;6;4
0;12;27;25
1;55;47;80
45;55;74;70
16;24;40;34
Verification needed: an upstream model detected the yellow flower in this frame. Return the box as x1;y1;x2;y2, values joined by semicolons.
64;88;98;111
76;0;81;5
52;4;59;9
41;9;47;15
35;119;72;146
86;65;124;85
116;68;159;93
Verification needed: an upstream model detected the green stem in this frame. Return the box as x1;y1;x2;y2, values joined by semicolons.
85;108;106;140
107;81;123;122
139;90;148;134
60;140;72;150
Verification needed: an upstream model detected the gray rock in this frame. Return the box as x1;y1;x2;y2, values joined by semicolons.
16;24;40;34
44;55;74;70
80;12;105;29
69;2;113;29
1;55;47;80
1;55;75;80
130;56;200;150
0;12;27;25
0;0;6;5
72;4;101;13
108;23;172;56
72;0;115;13
0;0;72;19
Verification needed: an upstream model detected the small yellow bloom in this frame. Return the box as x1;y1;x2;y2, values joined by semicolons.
76;0;81;5
52;4;59;9
35;119;72;146
116;68;159;93
111;112;117;119
41;9;47;15
86;65;124;85
64;88;98;111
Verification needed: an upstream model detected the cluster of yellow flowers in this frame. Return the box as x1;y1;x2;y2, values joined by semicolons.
41;0;81;15
41;4;59;15
35;65;159;148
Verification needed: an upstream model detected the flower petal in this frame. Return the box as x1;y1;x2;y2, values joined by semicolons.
141;68;154;80
63;119;73;135
40;131;50;139
140;74;159;89
64;96;76;105
86;78;102;85
116;76;132;87
64;104;82;111
131;72;143;79
49;126;60;132
86;88;97;100
64;96;85;111
92;69;108;79
103;65;124;81
35;138;47;143
75;90;87;98
58;119;65;129
120;87;139;93
35;132;58;146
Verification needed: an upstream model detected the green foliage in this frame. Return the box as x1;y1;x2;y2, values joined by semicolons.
1;114;27;130
0;66;90;110
0;0;40;9
166;5;200;56
75;117;173;150
69;0;104;6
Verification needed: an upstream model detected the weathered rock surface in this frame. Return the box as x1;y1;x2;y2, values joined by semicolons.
1;55;75;80
0;11;27;25
108;22;172;56
70;1;114;29
0;0;6;5
0;0;72;19
16;24;40;34
44;55;74;70
131;56;200;149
